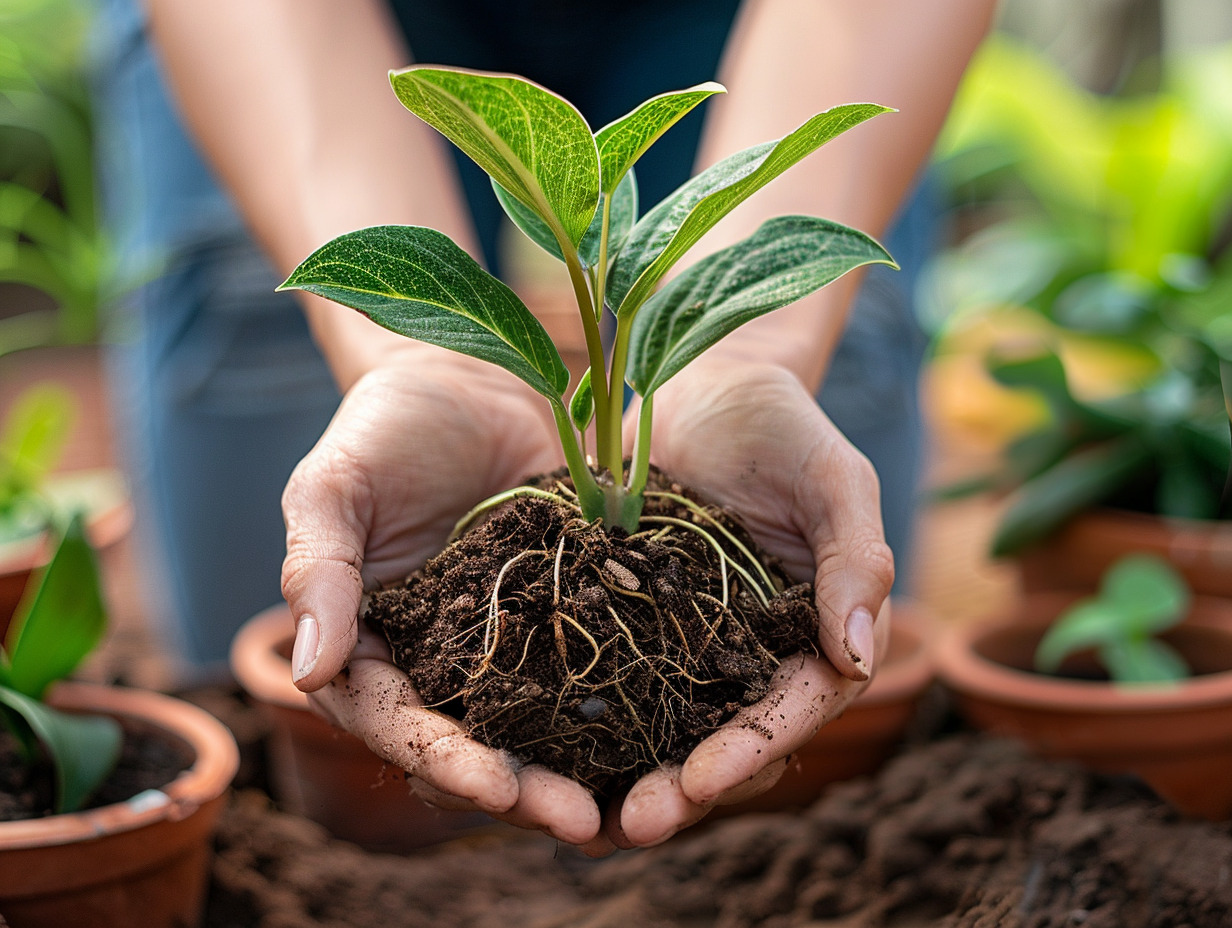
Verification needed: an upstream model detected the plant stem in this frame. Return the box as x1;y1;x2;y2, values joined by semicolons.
562;249;611;466
626;393;654;501
605;313;633;483
550;399;605;521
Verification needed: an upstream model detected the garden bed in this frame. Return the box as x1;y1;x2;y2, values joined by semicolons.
198;687;1232;927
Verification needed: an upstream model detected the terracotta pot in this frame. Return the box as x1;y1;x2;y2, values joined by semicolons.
0;469;133;642
1017;508;1232;598
716;599;936;815
0;681;239;927
230;604;495;852
936;592;1232;820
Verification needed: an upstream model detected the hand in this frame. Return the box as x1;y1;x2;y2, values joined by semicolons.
607;356;895;847
280;350;611;849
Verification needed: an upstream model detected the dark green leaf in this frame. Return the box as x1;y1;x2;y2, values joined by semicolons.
627;216;894;395
494;169;638;270
390;66;598;246
594;83;723;194
280;226;569;399
3;514;105;700
992;435;1152;556
569;368;594;431
608;103;891;317
0;686;121;813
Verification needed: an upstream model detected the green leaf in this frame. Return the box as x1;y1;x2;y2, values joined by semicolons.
627;216;894;396
280;226;569;400
1100;554;1189;636
1035;600;1123;674
608;103;892;317
0;382;74;497
0;685;121;813
3;514;105;699
494;169;638;270
569;368;594;431
991;435;1152;556
1099;637;1189;685
594;82;724;193
390;66;598;246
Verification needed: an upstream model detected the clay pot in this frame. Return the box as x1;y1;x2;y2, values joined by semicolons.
0;681;239;927
0;469;133;642
936;593;1232;820
717;599;936;815
1017;509;1232;598
230;604;495;852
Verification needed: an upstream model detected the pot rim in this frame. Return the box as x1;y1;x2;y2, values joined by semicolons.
0;681;239;849
935;592;1232;712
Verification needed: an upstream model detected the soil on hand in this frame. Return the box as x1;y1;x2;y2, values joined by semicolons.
365;467;818;796
205;735;1232;927
0;720;192;821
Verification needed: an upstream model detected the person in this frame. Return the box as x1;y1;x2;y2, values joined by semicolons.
109;0;994;853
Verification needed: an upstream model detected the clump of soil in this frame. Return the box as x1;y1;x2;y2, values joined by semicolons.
0;720;193;821
365;468;818;796
204;735;1232;927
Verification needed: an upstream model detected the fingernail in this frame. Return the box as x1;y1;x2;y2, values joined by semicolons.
845;607;875;680
292;614;321;683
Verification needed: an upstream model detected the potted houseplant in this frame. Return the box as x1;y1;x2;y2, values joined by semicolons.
0;383;131;640
0;516;238;927
936;553;1232;820
926;37;1232;594
279;67;896;798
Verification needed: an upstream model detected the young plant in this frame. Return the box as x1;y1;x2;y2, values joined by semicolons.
281;68;895;531
0;382;74;546
1034;553;1192;684
0;514;121;813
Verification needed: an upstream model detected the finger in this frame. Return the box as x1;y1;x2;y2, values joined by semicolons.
490;764;603;847
310;658;519;814
678;653;849;805
711;754;793;806
618;764;708;847
281;451;371;692
795;434;895;682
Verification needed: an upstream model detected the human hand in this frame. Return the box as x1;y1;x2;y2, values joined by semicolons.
606;356;895;847
280;350;612;848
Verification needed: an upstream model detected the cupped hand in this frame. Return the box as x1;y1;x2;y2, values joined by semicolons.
609;356;895;847
279;350;607;848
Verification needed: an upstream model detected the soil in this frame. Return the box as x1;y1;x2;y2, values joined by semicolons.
366;467;818;796
0;715;193;820
203;730;1232;928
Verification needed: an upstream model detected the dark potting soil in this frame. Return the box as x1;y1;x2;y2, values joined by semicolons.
0;716;193;821
204;734;1232;928
366;468;818;796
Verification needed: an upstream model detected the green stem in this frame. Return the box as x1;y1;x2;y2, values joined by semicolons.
627;392;654;500
605;312;634;482
595;192;613;322
550;399;605;521
562;249;611;467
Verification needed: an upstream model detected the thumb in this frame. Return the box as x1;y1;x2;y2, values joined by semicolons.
796;435;895;682
280;454;370;692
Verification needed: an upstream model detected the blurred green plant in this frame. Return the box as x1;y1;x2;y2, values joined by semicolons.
0;515;121;813
927;37;1232;555
1035;553;1191;684
0;382;75;546
0;0;110;356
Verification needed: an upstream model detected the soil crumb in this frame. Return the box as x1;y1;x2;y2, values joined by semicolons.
366;467;817;796
206;735;1232;927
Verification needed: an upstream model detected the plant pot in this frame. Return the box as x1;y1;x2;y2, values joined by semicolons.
935;592;1232;820
1017;508;1232;598
716;598;935;815
230;604;495;853
0;469;133;642
0;681;239;928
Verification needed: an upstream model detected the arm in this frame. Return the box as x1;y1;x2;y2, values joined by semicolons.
145;0;479;388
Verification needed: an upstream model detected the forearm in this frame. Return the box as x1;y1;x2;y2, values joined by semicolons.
695;0;996;390
145;0;479;388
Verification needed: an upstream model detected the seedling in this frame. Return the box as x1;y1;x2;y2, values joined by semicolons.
0;383;74;546
1034;553;1192;684
281;67;896;532
0;514;120;812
